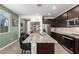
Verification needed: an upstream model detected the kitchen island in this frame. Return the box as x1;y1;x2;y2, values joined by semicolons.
23;32;58;54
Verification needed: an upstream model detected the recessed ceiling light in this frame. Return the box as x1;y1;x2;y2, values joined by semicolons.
52;6;56;10
48;13;51;16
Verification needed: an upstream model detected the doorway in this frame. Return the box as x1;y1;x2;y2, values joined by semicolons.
20;19;31;34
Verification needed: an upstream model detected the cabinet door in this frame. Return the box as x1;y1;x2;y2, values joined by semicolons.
43;19;49;24
57;34;63;45
50;32;57;40
54;15;66;27
62;13;68;27
63;13;68;20
37;43;54;54
75;39;79;54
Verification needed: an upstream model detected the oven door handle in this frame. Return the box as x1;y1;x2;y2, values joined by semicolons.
63;36;73;40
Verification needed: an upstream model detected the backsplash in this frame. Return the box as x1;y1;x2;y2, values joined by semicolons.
51;27;79;34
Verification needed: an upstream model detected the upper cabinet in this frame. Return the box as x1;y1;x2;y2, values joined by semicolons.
67;5;79;27
43;18;55;27
53;5;79;27
63;13;68;20
43;19;50;24
53;13;67;27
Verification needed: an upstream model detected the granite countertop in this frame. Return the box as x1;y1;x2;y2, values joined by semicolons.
51;31;79;39
63;33;79;38
23;32;58;43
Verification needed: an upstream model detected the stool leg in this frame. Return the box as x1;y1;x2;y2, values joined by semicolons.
24;50;26;54
30;50;31;54
21;49;24;54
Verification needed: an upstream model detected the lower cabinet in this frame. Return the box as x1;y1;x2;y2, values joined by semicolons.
57;33;63;45
75;39;79;54
51;32;63;45
37;43;54;54
50;32;79;54
50;32;57;40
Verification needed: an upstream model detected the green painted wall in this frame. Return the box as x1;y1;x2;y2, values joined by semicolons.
0;5;19;48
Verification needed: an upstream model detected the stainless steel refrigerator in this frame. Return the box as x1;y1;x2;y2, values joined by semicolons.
43;24;51;35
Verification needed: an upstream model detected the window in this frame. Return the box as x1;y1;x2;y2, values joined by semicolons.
0;10;10;33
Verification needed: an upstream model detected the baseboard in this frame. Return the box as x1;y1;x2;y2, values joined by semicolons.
0;39;18;51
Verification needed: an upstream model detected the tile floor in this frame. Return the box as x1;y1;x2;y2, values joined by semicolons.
0;41;21;54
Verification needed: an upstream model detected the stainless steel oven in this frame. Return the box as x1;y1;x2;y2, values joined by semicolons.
62;36;75;54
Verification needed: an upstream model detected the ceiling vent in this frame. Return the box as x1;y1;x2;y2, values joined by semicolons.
37;4;42;7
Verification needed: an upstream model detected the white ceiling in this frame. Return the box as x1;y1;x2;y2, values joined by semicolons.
3;4;77;18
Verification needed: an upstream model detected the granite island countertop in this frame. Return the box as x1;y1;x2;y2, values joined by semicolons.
23;33;58;43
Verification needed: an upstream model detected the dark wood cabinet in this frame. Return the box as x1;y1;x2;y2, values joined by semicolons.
51;32;57;40
43;19;50;24
37;43;54;54
52;5;79;27
51;32;63;45
63;13;68;20
62;13;68;27
57;33;63;45
52;15;67;27
75;39;79;54
43;19;55;27
43;6;79;27
49;19;55;27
